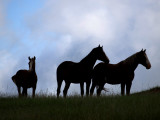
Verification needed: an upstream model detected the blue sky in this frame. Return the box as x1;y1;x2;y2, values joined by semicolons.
3;0;46;55
0;0;160;96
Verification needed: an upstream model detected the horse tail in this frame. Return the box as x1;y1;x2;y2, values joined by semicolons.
96;86;109;92
12;74;17;80
12;74;17;84
11;75;15;80
12;71;21;84
102;87;109;92
56;66;63;98
90;70;94;80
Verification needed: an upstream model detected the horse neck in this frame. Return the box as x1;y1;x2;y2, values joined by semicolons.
79;51;97;69
29;63;36;73
123;53;139;71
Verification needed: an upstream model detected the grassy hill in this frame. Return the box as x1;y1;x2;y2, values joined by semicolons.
0;87;160;120
133;86;160;95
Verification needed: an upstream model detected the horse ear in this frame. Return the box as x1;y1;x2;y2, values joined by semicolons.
102;46;103;48
141;49;143;52
34;56;36;60
28;56;31;60
98;44;100;47
144;49;146;52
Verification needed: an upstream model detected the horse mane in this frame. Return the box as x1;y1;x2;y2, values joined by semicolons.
79;49;95;64
122;52;139;66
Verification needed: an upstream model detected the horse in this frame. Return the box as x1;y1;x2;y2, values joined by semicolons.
12;56;37;97
90;49;151;96
56;45;110;98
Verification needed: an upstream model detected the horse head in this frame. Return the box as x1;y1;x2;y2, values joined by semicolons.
94;45;110;64
28;56;36;71
137;49;151;69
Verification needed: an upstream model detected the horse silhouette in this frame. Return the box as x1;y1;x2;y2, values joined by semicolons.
90;49;151;96
56;45;110;98
12;56;37;97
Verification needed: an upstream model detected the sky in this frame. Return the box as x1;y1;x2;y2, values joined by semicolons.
0;0;160;96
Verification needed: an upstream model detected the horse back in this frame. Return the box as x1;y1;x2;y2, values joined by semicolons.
93;62;134;84
95;62;132;74
57;61;92;83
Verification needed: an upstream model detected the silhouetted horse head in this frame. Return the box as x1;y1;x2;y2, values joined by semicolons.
28;56;36;71
137;49;151;69
93;45;110;64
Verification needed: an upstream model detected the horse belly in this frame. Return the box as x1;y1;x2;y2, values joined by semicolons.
106;79;121;85
57;61;91;83
19;75;37;88
105;72;122;85
65;73;89;83
21;79;36;88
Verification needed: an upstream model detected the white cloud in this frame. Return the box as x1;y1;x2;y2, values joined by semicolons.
0;50;18;94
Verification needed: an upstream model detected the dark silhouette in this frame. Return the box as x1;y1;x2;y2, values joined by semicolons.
12;56;37;97
90;49;151;96
56;45;110;98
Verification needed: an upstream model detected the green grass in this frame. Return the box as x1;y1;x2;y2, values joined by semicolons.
0;88;160;120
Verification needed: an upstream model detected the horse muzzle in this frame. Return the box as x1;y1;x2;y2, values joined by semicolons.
105;59;110;64
146;64;151;69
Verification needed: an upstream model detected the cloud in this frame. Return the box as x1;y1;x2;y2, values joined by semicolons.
0;0;23;54
0;50;18;94
27;0;130;43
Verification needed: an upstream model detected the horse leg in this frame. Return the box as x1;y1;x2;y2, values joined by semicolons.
80;82;84;97
63;82;70;98
22;87;25;96
126;82;132;96
57;78;63;98
25;89;28;97
86;80;91;97
121;83;125;96
97;85;104;97
22;87;27;97
17;86;21;97
90;82;96;96
32;87;36;98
